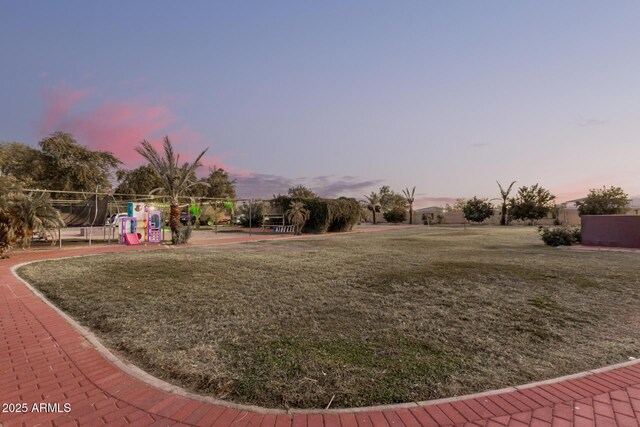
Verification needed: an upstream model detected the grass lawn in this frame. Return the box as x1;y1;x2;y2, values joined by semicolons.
18;226;640;409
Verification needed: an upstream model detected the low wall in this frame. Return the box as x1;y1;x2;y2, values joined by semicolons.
581;215;640;248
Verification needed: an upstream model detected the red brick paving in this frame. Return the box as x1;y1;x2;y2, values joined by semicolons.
1;227;639;426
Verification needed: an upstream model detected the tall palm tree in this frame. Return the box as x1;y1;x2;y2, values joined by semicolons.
286;201;310;235
135;136;208;244
9;192;64;248
402;186;416;224
364;192;380;224
497;180;516;225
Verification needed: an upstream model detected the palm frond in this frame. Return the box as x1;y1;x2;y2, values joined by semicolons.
8;192;64;247
497;181;516;199
136;136;209;200
402;186;416;202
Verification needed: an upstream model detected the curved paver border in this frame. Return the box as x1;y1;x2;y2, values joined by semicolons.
10;257;288;415
2;228;640;426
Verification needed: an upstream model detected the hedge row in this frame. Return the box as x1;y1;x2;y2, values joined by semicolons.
272;196;360;233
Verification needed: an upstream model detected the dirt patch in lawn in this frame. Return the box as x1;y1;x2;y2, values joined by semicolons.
18;226;640;409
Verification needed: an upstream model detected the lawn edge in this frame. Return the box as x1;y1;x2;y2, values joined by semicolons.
9;243;639;415
11;257;288;416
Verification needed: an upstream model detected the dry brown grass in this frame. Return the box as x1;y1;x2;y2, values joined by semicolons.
18;226;640;409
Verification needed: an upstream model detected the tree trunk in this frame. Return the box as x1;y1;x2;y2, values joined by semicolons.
170;200;180;244
409;204;413;224
22;229;34;249
372;211;376;224
500;203;507;225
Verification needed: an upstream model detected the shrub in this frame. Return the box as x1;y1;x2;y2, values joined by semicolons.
237;201;264;227
175;224;193;244
539;226;581;247
383;206;407;223
422;212;434;225
299;198;330;232
272;196;360;233
327;198;361;232
422;212;444;225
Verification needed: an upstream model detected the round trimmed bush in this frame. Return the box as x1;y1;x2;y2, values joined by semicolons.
539;226;581;247
383;206;407;223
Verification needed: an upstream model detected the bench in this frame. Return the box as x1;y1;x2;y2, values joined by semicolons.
270;225;294;233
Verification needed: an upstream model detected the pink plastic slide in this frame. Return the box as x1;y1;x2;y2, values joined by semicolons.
123;233;141;245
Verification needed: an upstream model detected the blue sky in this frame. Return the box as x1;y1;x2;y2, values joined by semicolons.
2;1;639;206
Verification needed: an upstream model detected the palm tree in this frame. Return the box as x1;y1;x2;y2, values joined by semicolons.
9;192;64;248
0;177;23;257
364;192;380;224
497;180;516;225
135;136;208;244
0;211;14;258
286;201;310;235
402;186;416;224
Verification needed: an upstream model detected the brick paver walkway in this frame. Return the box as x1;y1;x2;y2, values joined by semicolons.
1;228;640;426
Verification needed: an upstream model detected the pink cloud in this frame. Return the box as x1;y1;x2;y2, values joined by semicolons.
549;174;638;203
36;83;243;172
197;151;254;178
78;102;176;164
39;84;92;135
171;125;203;147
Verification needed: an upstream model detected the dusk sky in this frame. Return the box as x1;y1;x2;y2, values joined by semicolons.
2;1;640;206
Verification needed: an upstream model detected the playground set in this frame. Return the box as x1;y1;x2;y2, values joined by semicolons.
120;202;162;245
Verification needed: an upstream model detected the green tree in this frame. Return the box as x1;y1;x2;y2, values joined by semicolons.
497;181;516;225
364;192;381;224
378;186;393;210
508;184;555;224
402;186;416;224
379;186;407;212
286;201;310;235
288;185;318;198
0;175;24;208
204;167;237;199
444;198;466;213
462;197;494;223
1;136;121;195
0;142;43;187
576;186;629;216
115;165;164;195
135;136;208;244
38;132;121;194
